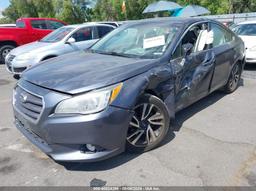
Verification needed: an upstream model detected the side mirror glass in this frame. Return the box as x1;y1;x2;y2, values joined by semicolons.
66;37;76;44
182;43;193;57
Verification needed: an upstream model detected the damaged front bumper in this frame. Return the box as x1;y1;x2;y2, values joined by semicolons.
13;80;132;162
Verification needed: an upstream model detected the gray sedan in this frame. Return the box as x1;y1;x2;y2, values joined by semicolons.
5;23;116;75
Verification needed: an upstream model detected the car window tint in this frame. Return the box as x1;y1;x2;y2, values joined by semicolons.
16;21;25;28
72;27;93;42
46;20;65;30
97;26;114;38
31;20;48;30
211;23;227;47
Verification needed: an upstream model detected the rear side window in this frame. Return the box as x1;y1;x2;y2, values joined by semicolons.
97;26;114;38
31;20;47;30
46;20;65;30
72;27;93;42
16;21;25;28
211;23;229;47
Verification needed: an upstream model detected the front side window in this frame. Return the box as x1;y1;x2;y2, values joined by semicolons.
40;27;74;43
46;20;65;30
31;20;47;30
72;27;93;42
173;23;209;59
232;24;256;36
91;23;180;59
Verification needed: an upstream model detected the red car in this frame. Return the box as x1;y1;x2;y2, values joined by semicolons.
0;18;66;62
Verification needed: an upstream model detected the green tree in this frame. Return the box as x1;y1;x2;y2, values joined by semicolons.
2;0;91;24
0;17;13;24
93;0;155;21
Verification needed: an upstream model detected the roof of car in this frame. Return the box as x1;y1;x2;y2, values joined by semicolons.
62;22;116;29
126;17;207;25
237;20;256;25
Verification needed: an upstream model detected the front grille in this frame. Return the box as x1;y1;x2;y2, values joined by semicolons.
8;54;15;62
6;55;15;72
14;86;43;122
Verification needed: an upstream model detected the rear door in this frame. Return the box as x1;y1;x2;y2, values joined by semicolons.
15;19;31;45
209;22;236;91
171;22;216;111
30;19;52;41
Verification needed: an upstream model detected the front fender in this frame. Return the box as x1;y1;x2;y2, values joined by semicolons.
111;64;175;120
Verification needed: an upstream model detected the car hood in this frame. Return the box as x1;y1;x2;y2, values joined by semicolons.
239;35;256;49
10;41;55;55
22;52;157;94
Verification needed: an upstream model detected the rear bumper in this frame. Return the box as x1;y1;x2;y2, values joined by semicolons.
246;58;256;64
245;51;256;64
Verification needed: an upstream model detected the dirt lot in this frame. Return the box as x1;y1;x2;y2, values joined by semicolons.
0;64;256;187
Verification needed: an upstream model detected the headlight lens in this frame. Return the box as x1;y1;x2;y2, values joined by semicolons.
15;53;34;61
55;83;123;115
249;46;256;51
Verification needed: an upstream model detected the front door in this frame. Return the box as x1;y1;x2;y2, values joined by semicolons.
171;22;216;111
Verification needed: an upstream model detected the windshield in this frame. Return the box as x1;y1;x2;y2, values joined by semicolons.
40;27;74;42
91;23;180;59
232;24;256;36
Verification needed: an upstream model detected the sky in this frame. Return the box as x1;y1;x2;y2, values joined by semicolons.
0;0;10;9
0;0;10;17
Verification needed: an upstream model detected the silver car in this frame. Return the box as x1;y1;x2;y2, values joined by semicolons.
5;23;116;75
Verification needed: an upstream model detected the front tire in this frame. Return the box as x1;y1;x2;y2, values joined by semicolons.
126;94;170;153
222;62;242;93
0;45;15;63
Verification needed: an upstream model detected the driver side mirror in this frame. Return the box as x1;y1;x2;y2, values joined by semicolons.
182;43;193;57
66;37;76;44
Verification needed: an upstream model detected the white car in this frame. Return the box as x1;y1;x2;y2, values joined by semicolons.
232;21;256;64
5;23;116;75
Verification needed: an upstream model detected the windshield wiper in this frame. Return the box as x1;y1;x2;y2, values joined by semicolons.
90;50;136;58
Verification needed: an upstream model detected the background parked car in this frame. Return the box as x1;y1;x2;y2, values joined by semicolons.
232;20;256;64
0;17;66;63
5;23;116;76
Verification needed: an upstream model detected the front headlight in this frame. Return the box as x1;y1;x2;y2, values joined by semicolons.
249;46;256;51
55;83;123;115
15;53;34;61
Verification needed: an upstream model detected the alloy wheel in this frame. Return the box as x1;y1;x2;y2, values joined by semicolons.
229;64;240;92
2;48;11;59
127;103;165;147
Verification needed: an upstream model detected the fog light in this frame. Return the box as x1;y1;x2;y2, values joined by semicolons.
86;144;96;152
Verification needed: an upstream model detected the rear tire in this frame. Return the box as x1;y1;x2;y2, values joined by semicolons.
222;62;242;94
126;94;170;153
0;45;15;63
